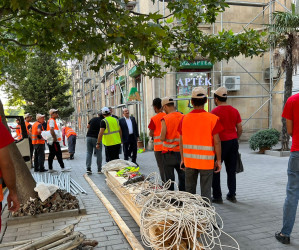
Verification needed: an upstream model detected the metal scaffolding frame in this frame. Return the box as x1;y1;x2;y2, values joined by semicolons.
71;0;290;138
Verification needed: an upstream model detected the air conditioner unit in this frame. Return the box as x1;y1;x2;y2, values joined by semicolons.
264;67;280;80
223;76;240;91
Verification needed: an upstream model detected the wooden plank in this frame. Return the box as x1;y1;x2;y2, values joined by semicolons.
84;174;144;250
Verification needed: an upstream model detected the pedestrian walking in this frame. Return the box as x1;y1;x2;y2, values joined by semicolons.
32;114;48;172
86;112;104;174
119;108;139;165
211;86;243;203
47;109;71;172
0;120;20;232
160;97;185;191
96;107;122;163
24;113;33;161
178;87;223;203
148;98;166;182
62;126;77;160
275;93;299;245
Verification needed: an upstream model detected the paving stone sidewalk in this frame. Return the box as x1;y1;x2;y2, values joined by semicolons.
1;139;299;249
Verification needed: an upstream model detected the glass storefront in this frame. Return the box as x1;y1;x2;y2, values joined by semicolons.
176;71;211;114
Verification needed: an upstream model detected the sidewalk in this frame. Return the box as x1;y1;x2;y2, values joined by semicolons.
1;139;298;249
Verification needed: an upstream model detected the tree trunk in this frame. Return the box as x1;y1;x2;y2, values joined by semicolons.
281;34;294;151
0;99;37;204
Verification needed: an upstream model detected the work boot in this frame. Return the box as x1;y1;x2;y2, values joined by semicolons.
61;167;72;172
70;153;74;160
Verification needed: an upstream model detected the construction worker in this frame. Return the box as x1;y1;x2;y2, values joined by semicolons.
47;109;71;172
178;87;223;203
211;86;242;204
12;118;22;141
148;98;166;182
32;114;48;172
62;126;77;160
96;107;122;164
0;119;20;232
160;97;185;191
24;113;33;161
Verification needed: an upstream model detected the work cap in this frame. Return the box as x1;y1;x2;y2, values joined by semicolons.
101;107;111;114
161;97;174;106
49;109;58;115
36;114;45;120
24;113;32;118
191;87;207;99
212;86;228;97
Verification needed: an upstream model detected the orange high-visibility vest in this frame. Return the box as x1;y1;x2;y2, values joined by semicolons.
25;121;31;136
0;170;3;202
16;124;22;140
182;112;219;170
47;118;61;141
162;112;183;152
65;127;77;138
151;112;166;151
31;122;45;145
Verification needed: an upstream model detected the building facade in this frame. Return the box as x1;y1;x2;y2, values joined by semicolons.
71;0;292;142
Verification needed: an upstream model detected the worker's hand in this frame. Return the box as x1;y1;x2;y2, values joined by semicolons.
180;160;185;171
96;144;100;149
214;160;222;173
7;190;20;212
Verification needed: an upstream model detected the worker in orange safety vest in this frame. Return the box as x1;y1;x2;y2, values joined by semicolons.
62;126;77;160
24;113;33;161
148;98;166;182
160;97;185;191
178;87;223;203
32;114;48;172
12;118;22;141
47;109;71;172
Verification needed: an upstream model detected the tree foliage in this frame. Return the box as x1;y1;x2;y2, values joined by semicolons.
270;3;299;150
0;0;267;77
1;51;74;119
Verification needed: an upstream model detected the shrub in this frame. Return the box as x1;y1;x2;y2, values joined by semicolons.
139;132;149;146
249;128;280;152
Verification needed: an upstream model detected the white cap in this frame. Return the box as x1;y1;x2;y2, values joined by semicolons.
24;113;32;118
161;97;175;106
191;87;207;99
101;107;110;115
49;109;58;115
36;114;45;120
212;86;228;97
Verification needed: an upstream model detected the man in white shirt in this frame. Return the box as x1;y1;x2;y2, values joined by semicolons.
119;108;139;165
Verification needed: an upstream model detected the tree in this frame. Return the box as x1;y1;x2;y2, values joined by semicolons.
1;51;74;119
271;3;299;150
0;0;267;78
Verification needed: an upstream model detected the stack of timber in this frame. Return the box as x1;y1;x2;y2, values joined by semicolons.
105;171;204;249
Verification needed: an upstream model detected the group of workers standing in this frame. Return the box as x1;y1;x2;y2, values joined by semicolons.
85;106;139;174
149;86;242;204
14;109;74;173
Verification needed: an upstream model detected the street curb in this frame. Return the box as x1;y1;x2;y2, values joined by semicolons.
6;195;86;226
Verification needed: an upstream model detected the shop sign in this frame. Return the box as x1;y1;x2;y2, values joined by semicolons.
129;66;141;77
115;76;126;84
177;77;212;86
180;60;213;69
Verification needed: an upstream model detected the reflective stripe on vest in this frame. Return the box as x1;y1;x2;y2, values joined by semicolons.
151;112;166;151
162;112;183;152
102;117;121;146
182;112;218;170
65;127;76;138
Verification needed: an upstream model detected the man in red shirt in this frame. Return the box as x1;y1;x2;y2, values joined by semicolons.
211;86;243;203
275;93;299;245
148;98;166;182
0;120;20;231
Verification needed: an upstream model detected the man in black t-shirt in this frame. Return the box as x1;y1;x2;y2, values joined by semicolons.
86;112;104;174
